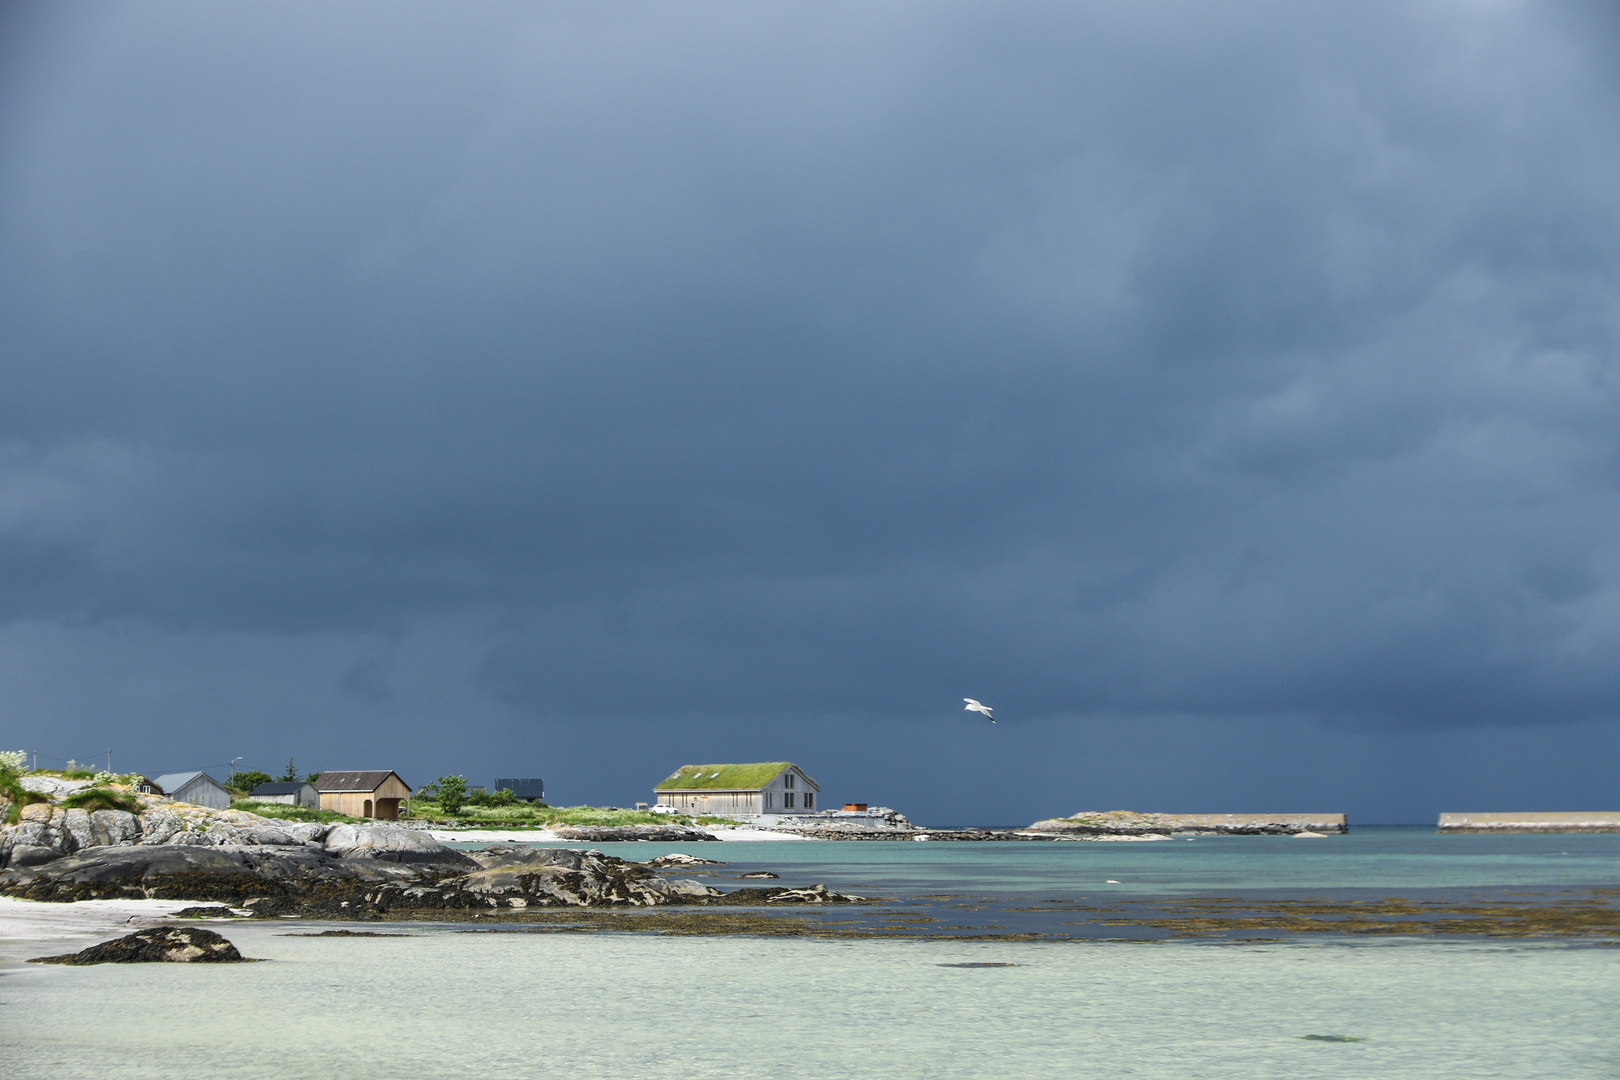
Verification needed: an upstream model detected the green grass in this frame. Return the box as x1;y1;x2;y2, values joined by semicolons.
59;788;142;813
655;762;793;791
404;801;736;828
231;800;360;824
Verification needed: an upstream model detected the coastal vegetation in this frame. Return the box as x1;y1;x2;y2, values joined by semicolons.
0;751;48;824
59;787;142;813
229;800;359;824
403;797;730;829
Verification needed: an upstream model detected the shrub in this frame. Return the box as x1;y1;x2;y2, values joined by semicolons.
226;770;275;793
60;788;142;813
465;787;519;808
427;775;467;815
0;750;47;824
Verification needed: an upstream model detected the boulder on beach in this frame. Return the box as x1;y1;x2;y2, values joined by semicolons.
32;925;248;965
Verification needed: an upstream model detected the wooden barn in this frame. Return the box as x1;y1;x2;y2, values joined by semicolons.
314;770;412;819
654;762;819;815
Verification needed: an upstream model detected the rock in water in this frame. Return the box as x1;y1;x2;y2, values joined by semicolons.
645;852;725;867
551;825;719;842
32;926;247;965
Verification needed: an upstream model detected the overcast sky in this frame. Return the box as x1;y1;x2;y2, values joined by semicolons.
3;1;1619;823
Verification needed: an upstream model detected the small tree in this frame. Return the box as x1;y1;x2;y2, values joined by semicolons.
432;775;468;815
279;758;299;782
227;770;274;793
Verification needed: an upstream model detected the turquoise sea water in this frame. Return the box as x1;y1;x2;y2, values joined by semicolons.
498;825;1620;896
4;828;1620;1079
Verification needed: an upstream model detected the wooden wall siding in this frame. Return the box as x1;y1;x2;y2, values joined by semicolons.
318;775;412;818
174;778;232;810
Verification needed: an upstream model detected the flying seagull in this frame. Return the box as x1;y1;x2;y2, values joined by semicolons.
964;698;995;724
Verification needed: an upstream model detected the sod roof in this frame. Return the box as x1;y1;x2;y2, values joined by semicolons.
655;763;800;791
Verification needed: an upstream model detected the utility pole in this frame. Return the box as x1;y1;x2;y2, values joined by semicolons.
107;749;112;773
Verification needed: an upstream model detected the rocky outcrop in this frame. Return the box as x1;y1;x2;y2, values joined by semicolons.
322;823;453;862
550;824;719;842
645;852;724;867
0;843;452;903
33;926;247;965
0;841;861;914
0;793;347;868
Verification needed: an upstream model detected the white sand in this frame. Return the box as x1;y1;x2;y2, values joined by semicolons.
0;896;203;962
425;824;812;843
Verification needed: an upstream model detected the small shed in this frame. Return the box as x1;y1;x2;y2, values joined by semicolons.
151;771;233;810
654;762;820;814
314;770;412;819
249;781;320;808
494;778;546;803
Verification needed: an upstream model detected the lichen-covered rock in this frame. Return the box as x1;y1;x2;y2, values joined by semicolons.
138;809;184;845
32;925;247;964
89;809;141;846
19;776;91;799
281;822;329;845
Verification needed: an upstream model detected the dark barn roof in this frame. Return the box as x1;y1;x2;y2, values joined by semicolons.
251;781;314;796
314;770;410;793
495;779;545;798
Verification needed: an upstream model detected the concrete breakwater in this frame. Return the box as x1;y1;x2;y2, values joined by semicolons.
1027;812;1348;836
1438;812;1620;833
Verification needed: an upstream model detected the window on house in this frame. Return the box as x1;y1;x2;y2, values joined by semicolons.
784;773;795;789
765;792;773;809
803;793;814;809
783;792;795;809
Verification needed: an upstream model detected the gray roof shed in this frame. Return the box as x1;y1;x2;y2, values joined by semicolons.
151;771;232;810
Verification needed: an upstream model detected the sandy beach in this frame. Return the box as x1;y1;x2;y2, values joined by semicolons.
424;824;812;843
0;896;203;963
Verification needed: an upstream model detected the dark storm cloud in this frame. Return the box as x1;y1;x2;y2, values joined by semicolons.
4;0;1620;740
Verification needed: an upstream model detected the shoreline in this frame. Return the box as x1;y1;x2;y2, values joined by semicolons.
424;824;813;843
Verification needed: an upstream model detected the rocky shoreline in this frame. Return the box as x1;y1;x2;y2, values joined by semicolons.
0;780;863;916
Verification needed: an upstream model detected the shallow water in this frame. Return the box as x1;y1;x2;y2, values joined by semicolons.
4;926;1618;1079
458;825;1620;896
5;828;1620;1077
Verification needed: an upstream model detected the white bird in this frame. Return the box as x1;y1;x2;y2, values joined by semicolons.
963;698;995;723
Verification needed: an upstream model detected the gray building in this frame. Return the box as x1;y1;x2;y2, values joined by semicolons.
150;771;232;810
654;762;820;814
249;780;320;808
494;779;545;803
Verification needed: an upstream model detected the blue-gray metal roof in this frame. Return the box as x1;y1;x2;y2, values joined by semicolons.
495;779;545;798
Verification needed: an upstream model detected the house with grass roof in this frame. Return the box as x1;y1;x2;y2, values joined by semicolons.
654;762;819;815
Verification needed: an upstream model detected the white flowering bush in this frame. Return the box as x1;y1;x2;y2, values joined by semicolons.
0;750;26;776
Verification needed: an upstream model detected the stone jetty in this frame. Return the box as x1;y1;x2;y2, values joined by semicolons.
1438;812;1620;833
1026;811;1348;836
